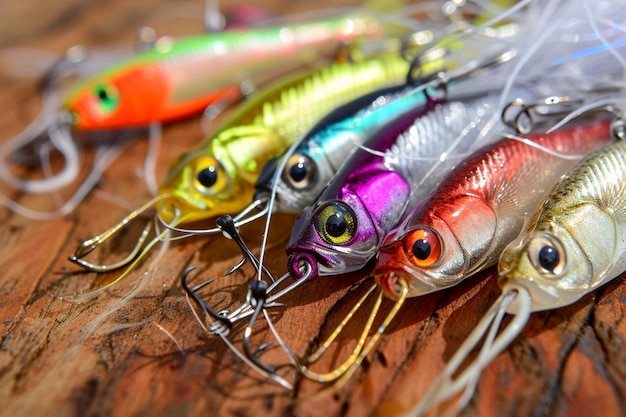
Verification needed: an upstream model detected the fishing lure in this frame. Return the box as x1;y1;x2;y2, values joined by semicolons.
64;13;388;130
374;114;614;299
69;54;412;279
413;126;626;416
0;11;391;219
216;88;626;388
156;57;411;222
227;0;626;319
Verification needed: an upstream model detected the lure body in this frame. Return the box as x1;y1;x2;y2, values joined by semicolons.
64;14;384;129
156;56;410;223
268;86;428;214
499;138;626;310
375;117;613;299
286;92;509;280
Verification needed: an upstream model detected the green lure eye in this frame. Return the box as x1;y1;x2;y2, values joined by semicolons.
314;202;357;245
92;83;119;115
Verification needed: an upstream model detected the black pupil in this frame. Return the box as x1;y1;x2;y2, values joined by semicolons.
97;88;109;101
197;167;218;187
289;161;308;182
325;213;347;237
412;239;432;260
538;245;560;273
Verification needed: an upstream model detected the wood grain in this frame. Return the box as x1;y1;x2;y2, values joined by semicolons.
0;1;625;417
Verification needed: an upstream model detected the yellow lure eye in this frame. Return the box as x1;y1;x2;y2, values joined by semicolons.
527;235;566;275
314;202;357;245
283;153;317;190
91;83;119;116
192;156;229;196
404;228;442;267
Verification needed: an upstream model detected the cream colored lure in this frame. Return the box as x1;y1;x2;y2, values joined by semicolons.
413;137;626;416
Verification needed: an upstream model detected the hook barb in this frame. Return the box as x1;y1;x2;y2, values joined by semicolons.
181;266;233;335
68;194;170;271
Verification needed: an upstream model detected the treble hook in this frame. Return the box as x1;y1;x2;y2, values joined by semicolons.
183;266;297;390
501;95;585;134
406;35;517;102
213;262;311;330
68;194;170;271
240;279;279;375
215;214;276;283
181;266;233;335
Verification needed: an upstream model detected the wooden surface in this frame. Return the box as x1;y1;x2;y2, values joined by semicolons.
0;1;625;416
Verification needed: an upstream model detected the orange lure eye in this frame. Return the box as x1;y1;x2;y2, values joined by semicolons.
403;228;442;267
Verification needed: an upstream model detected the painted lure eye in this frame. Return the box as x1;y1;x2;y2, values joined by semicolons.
284;153;317;190
193;157;229;195
403;228;442;267
91;83;120;116
314;202;357;245
528;235;566;275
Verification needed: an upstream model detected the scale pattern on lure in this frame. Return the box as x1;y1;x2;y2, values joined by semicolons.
156;55;411;223
64;14;385;129
286;92;511;280
375;116;614;299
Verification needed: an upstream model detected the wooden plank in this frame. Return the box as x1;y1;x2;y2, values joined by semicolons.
0;1;625;417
